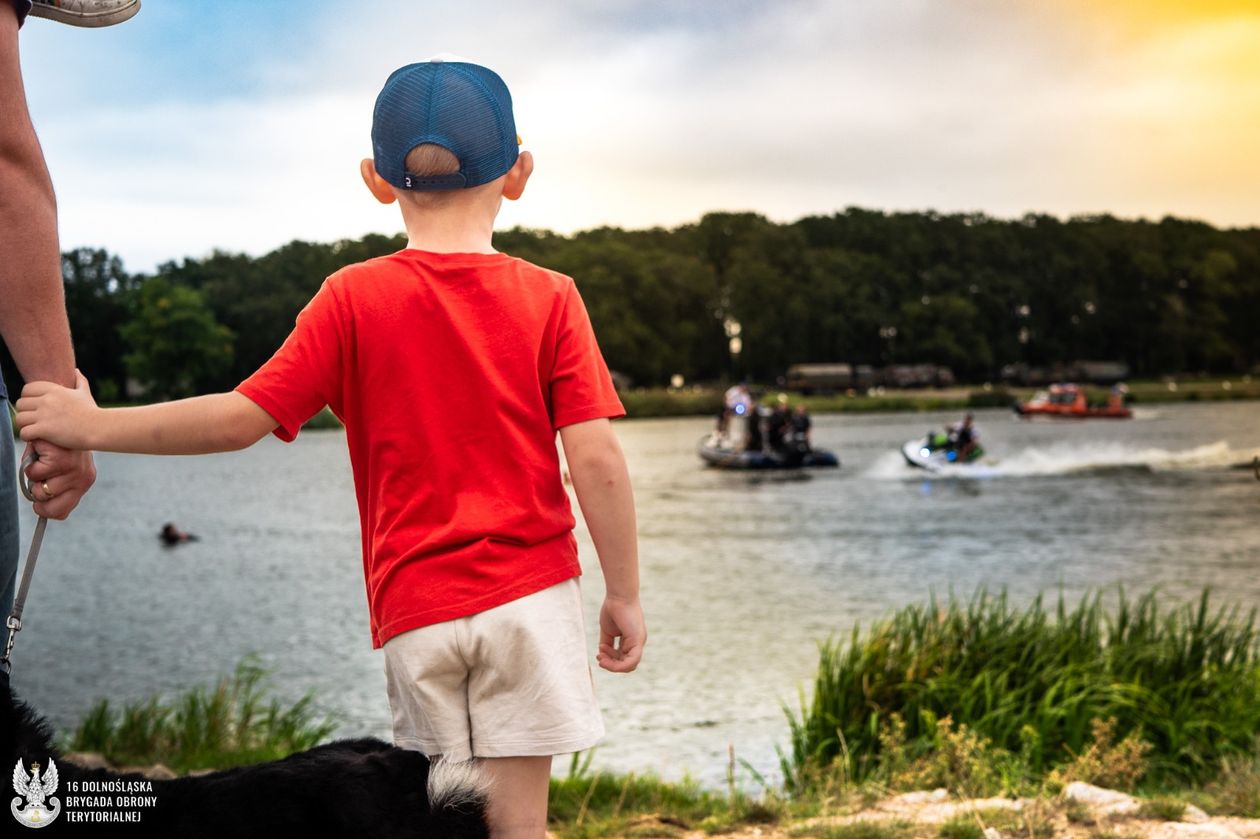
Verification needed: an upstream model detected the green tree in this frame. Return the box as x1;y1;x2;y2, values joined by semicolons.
121;277;234;399
61;247;137;402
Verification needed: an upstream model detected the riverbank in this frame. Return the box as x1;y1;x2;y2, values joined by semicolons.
287;377;1260;428
61;750;1260;838
614;377;1260;419
542;775;1260;838
58;587;1260;837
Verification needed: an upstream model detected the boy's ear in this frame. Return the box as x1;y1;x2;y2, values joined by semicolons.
360;159;398;205
502;150;533;201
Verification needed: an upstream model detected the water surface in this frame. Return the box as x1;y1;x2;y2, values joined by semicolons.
11;401;1260;788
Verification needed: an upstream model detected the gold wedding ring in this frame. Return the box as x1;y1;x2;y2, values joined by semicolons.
41;481;54;501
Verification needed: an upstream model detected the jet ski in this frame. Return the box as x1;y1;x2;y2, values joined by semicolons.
697;433;840;470
901;431;990;475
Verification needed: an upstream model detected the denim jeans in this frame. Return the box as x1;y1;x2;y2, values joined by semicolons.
0;404;18;620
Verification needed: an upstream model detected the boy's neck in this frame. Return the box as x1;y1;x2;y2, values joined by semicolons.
399;197;500;255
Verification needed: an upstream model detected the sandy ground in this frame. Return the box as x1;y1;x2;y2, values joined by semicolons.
62;753;1260;839
622;784;1260;839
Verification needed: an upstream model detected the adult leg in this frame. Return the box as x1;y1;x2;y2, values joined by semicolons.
481;755;552;839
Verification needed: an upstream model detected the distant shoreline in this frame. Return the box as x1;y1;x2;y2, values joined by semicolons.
608;377;1260;420
286;378;1260;429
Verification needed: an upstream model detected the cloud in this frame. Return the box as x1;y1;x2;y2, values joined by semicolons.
16;0;1260;273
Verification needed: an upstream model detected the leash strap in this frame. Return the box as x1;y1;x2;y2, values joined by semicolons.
1;451;49;676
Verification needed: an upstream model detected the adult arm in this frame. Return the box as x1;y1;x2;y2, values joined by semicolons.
558;416;644;673
0;10;74;388
16;371;278;455
0;11;94;520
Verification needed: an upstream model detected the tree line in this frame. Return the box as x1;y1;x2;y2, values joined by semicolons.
3;209;1257;401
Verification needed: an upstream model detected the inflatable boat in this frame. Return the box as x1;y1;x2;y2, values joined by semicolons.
697;434;840;470
1014;383;1132;419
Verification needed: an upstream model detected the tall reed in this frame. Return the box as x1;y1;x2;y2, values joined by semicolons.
67;653;337;773
782;587;1260;791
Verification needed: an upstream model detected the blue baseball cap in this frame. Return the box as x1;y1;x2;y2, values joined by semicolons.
371;57;519;191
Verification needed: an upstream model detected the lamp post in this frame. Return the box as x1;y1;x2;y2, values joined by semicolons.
724;317;743;379
879;325;898;364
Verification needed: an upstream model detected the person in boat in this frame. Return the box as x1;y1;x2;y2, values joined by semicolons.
718;382;752;439
790;404;812;451
744;394;764;453
767;394;792;453
947;413;979;461
1108;383;1128;411
159;522;196;546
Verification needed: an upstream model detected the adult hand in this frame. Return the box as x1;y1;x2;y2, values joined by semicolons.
21;438;96;520
597;595;645;673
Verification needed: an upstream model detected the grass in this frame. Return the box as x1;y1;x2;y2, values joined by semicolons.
276;377;1260;431
53;586;1260;837
1136;799;1186;822
781;587;1260;794
549;747;790;839
606;376;1260;419
937;816;984;839
19;376;1254;439
1202;751;1260;817
1065;798;1094;825
816;822;914;839
617;388;987;419
547;585;1260;837
63;653;338;773
619;388;724;419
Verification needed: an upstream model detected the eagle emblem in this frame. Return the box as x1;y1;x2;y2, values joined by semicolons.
11;757;61;828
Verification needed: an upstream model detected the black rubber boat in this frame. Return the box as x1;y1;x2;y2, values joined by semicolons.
696;434;840;470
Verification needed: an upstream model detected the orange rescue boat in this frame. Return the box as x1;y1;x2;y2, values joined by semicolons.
1013;383;1132;419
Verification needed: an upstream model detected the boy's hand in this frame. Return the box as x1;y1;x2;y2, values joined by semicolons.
15;369;100;451
597;595;645;673
21;440;96;520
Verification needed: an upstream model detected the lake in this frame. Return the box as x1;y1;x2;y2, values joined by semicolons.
9;400;1260;789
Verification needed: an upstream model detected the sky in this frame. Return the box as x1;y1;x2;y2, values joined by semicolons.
16;0;1260;273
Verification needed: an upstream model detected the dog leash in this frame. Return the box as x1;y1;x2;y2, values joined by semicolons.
1;451;49;678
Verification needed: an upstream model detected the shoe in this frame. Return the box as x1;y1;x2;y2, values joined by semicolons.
27;0;139;27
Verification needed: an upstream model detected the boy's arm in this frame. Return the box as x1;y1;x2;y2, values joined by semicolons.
15;370;278;455
558;416;645;673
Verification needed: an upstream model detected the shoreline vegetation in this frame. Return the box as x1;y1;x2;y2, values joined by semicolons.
57;587;1260;837
293;376;1260;430
614;376;1260;419
8;376;1258;440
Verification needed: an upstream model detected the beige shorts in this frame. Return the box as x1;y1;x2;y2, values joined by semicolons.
382;577;605;761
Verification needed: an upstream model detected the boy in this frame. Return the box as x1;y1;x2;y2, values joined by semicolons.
15;58;645;839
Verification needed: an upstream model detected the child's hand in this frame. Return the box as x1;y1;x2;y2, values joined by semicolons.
597;595;645;673
15;369;100;451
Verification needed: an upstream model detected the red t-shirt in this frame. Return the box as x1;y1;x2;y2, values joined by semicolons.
235;248;626;648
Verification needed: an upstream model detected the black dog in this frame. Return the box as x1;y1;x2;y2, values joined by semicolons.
2;672;490;837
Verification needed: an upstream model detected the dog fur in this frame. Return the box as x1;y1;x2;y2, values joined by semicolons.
2;672;490;837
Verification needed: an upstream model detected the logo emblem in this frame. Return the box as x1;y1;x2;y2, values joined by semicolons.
11;757;61;828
